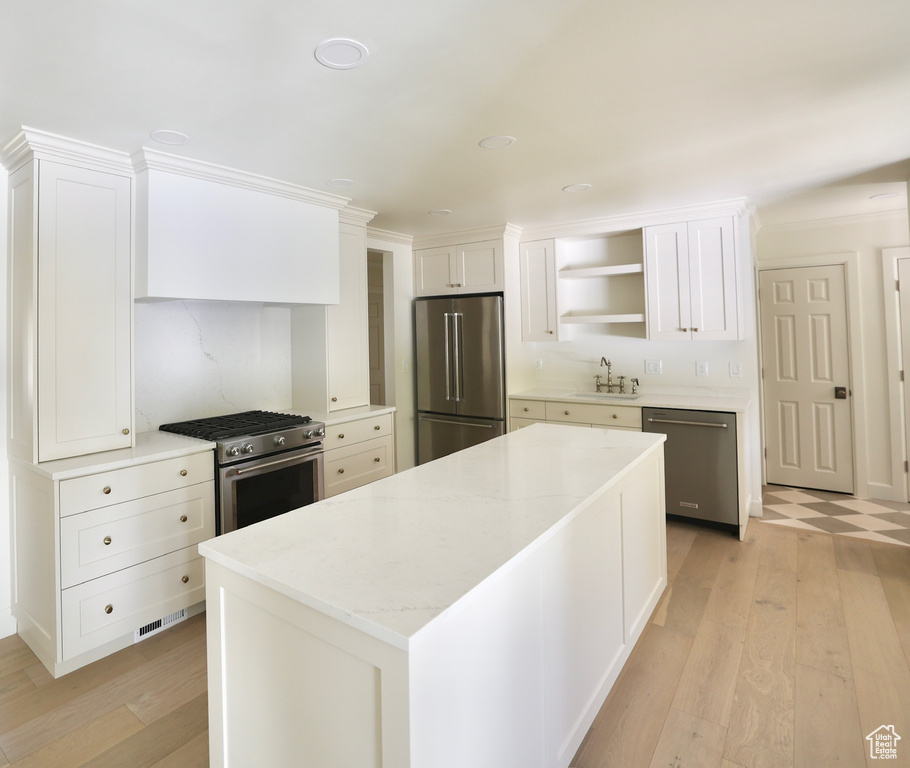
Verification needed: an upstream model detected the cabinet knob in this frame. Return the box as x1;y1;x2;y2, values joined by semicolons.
523;407;529;412
180;515;188;523
374;425;381;430
104;604;113;615
338;433;345;439
122;428;130;435
331;397;338;402
103;486;112;495
374;457;381;463
692;327;699;332
338;468;345;474
103;536;112;546
612;414;619;420
181;575;189;584
180;469;188;477
564;410;570;416
548;330;555;334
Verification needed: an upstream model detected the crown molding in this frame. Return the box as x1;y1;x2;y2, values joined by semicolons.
132;147;351;211
366;227;413;246
1;127;134;174
517;198;751;242
412;223;523;250
339;205;377;226
757;207;908;234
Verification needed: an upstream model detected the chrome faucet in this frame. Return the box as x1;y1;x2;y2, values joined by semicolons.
599;358;613;392
594;374;604;393
630;377;639;394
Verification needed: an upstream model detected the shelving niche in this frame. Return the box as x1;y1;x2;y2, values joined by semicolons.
557;230;645;332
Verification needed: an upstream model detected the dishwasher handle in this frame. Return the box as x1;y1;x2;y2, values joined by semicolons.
647;417;728;429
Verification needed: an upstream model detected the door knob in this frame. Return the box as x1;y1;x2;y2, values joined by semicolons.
834;386;847;399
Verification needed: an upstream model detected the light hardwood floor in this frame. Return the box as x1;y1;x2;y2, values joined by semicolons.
0;517;908;767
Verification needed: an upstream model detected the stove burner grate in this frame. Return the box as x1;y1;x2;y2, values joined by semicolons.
159;410;311;440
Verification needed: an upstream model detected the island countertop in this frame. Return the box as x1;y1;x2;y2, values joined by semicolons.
198;423;665;650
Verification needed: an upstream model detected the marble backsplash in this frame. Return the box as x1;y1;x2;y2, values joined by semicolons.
134;300;293;431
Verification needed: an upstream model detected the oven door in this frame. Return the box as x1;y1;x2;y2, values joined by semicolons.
218;447;325;534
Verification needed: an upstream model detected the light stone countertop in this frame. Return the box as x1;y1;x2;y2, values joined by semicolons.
510;387;751;413
199;423;665;651
292;404;397;427
19;431;216;480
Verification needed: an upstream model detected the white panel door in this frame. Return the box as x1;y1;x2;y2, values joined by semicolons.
687;217;737;340
414;245;456;296
457;240;503;293
519;240;559;341
644;223;690;340
760;265;853;493
37;161;133;462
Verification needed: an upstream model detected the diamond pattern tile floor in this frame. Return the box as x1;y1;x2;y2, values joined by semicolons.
762;484;910;547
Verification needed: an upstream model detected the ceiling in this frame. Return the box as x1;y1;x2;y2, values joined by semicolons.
2;0;909;236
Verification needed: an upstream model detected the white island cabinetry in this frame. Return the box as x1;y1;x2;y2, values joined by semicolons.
321;408;396;497
201;424;666;768
10;433;216;677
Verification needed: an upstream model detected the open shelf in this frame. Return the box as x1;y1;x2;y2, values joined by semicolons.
558;263;644;280
560;313;646;325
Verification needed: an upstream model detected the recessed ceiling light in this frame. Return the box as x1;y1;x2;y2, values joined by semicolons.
428;209;452;215
870;191;900;200
327;178;355;188
479;136;517;149
149;129;188;146
563;183;592;193
315;38;369;69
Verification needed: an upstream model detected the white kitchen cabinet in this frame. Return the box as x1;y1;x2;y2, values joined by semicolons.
323;411;396;497
10;435;216;677
644;216;739;341
414;239;503;296
508;398;641;432
519;240;560;341
291;211;376;413
6;136;133;463
133;149;347;304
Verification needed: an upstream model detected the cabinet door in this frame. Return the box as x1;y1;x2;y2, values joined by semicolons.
519;240;559;341
37;162;132;462
687;217;738;340
457;240;503;293
327;223;370;411
414;245;456;297
644;223;691;341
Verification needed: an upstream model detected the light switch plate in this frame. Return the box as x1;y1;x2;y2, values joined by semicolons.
696;361;709;377
729;362;742;378
645;359;662;375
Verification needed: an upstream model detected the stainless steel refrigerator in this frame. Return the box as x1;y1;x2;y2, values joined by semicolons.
415;294;506;464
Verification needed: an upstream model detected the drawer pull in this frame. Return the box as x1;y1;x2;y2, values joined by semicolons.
564;411;570;416
181;575;189;584
374;457;381;463
104;604;113;615
180;515;188;523
338;468;345;474
338;433;345;439
122;428;130;435
331;397;338;402
523;407;530;412
180;469;188;477
612;414;618;420
374;424;381;430
103;536;112;546
103;486;112;495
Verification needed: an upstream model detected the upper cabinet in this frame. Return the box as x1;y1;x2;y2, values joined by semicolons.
644;216;739;341
414;239;503;296
3;130;134;463
133;150;348;304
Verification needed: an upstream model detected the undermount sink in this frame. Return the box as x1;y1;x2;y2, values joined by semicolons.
568;392;642;401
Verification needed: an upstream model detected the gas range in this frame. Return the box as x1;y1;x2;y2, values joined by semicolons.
159;410;326;466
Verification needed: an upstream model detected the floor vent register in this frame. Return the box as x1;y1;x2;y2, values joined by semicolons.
134;608;189;642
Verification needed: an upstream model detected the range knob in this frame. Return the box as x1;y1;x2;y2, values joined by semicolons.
242;443;254;454
303;428;315;439
227;445;241;458
274;435;286;447
314;427;325;438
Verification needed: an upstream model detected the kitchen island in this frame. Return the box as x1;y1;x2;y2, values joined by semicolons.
199;423;667;768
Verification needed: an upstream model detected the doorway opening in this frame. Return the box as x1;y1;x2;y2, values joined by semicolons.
367;250;387;405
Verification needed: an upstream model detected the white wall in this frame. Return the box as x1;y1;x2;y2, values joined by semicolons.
0;169;11;638
134;300;292;430
756;209;910;500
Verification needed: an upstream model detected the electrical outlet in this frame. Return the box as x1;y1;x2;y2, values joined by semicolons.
645;359;662;375
401;359;409;373
535;358;543;370
729;362;742;378
696;361;709;377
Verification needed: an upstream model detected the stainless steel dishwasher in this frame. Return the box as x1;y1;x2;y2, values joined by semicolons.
642;407;738;529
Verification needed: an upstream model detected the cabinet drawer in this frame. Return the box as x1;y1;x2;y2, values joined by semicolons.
325;436;394;497
545;402;642;429
324;413;393;448
60;482;215;589
60;452;214;518
509;399;546;420
510;417;546;431
61;546;205;659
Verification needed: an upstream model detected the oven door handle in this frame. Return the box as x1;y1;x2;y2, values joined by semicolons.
228;448;323;476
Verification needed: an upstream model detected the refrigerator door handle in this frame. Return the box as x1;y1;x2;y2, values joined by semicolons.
443;312;453;401
419;416;495;429
453;312;464;402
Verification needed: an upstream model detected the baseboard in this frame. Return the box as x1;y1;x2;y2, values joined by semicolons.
0;608;17;639
748;497;764;517
866;482;907;503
